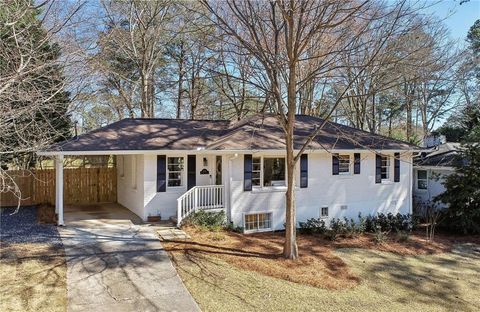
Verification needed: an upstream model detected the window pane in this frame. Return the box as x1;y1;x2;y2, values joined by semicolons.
418;180;427;189
167;157;184;187
245;213;271;231
168;164;183;171
338;155;350;173
252;174;261;186
381;156;390;180
418;170;427;179
321;207;328;217
252;157;261;186
245;214;257;231
168;157;183;165
263;158;285;187
258;213;271;229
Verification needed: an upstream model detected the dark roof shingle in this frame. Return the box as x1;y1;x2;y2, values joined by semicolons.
414;143;464;167
42;114;418;153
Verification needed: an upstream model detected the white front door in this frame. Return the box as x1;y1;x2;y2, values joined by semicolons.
197;155;214;186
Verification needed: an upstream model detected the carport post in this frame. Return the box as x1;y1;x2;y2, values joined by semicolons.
55;154;64;226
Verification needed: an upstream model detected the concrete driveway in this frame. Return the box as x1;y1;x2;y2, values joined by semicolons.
59;204;200;312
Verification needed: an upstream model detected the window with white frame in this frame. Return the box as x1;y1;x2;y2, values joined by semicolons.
320;206;329;218
417;170;428;190
263;157;285;186
244;213;272;232
167;157;184;187
251;156;286;187
338;154;351;174
381;155;390;180
252;157;261;186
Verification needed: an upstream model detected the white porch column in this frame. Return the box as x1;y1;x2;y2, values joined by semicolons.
55;154;64;226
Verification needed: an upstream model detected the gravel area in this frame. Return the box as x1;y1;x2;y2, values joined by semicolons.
0;206;62;246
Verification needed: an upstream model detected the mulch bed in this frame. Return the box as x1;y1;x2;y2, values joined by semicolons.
163;226;480;290
0;206;62;247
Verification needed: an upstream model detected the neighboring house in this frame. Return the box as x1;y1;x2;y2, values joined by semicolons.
38;114;418;232
413;142;463;209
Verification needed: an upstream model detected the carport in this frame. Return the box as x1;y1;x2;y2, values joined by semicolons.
64;202;143;226
43;153;121;226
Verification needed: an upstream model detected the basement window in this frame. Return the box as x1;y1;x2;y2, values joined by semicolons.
320;206;329;218
244;213;272;232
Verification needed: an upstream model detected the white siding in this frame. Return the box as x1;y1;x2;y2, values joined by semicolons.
144;154;187;220
143;154;227;220
117;154;145;219
412;168;452;209
229;152;413;231
126;151;413;226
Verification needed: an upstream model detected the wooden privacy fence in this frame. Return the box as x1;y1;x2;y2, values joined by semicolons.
0;168;117;207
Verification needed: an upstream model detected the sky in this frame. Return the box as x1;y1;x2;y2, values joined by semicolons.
427;0;480;43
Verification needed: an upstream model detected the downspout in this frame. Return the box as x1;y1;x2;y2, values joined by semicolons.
409;152;418;215
227;153;239;224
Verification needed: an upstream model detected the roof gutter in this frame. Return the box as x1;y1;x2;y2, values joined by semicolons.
37;148;419;157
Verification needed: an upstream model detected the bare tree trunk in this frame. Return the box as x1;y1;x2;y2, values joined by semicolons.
176;42;185;119
284;12;298;260
406;99;412;140
284;130;298;259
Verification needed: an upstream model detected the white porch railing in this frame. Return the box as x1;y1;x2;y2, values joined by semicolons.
176;185;225;227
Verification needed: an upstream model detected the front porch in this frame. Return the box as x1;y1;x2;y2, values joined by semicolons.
52;153;228;227
176;184;225;226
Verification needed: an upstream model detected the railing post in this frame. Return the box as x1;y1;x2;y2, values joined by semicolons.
194;187;198;211
177;198;182;227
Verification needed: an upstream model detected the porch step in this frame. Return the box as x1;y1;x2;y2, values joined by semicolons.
157;227;191;241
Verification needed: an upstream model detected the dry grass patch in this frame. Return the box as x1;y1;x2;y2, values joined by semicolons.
0;243;67;312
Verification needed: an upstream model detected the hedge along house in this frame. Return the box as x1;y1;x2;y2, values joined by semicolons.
38;114;418;232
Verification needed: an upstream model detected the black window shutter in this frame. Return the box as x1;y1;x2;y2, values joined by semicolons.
354;153;361;174
375;154;382;184
187;155;196;190
244;154;252;191
332;154;339;175
156;155;166;192
394;152;400;182
300;154;308;188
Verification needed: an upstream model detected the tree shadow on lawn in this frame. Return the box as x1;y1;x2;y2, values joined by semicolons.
336;246;480;311
163;228;360;289
1;206;67;312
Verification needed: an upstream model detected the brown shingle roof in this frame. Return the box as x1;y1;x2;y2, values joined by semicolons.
42;114;418;153
414;143;464;167
206;114;417;150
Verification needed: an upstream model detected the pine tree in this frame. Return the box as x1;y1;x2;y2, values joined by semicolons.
0;0;72;169
435;107;480;234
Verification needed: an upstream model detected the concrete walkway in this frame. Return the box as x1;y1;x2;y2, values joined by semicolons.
59;218;200;312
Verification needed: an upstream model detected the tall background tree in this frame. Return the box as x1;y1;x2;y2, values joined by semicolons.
200;0;428;259
0;0;82;204
0;0;73;169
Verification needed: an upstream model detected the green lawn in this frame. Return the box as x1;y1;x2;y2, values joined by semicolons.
171;243;480;312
